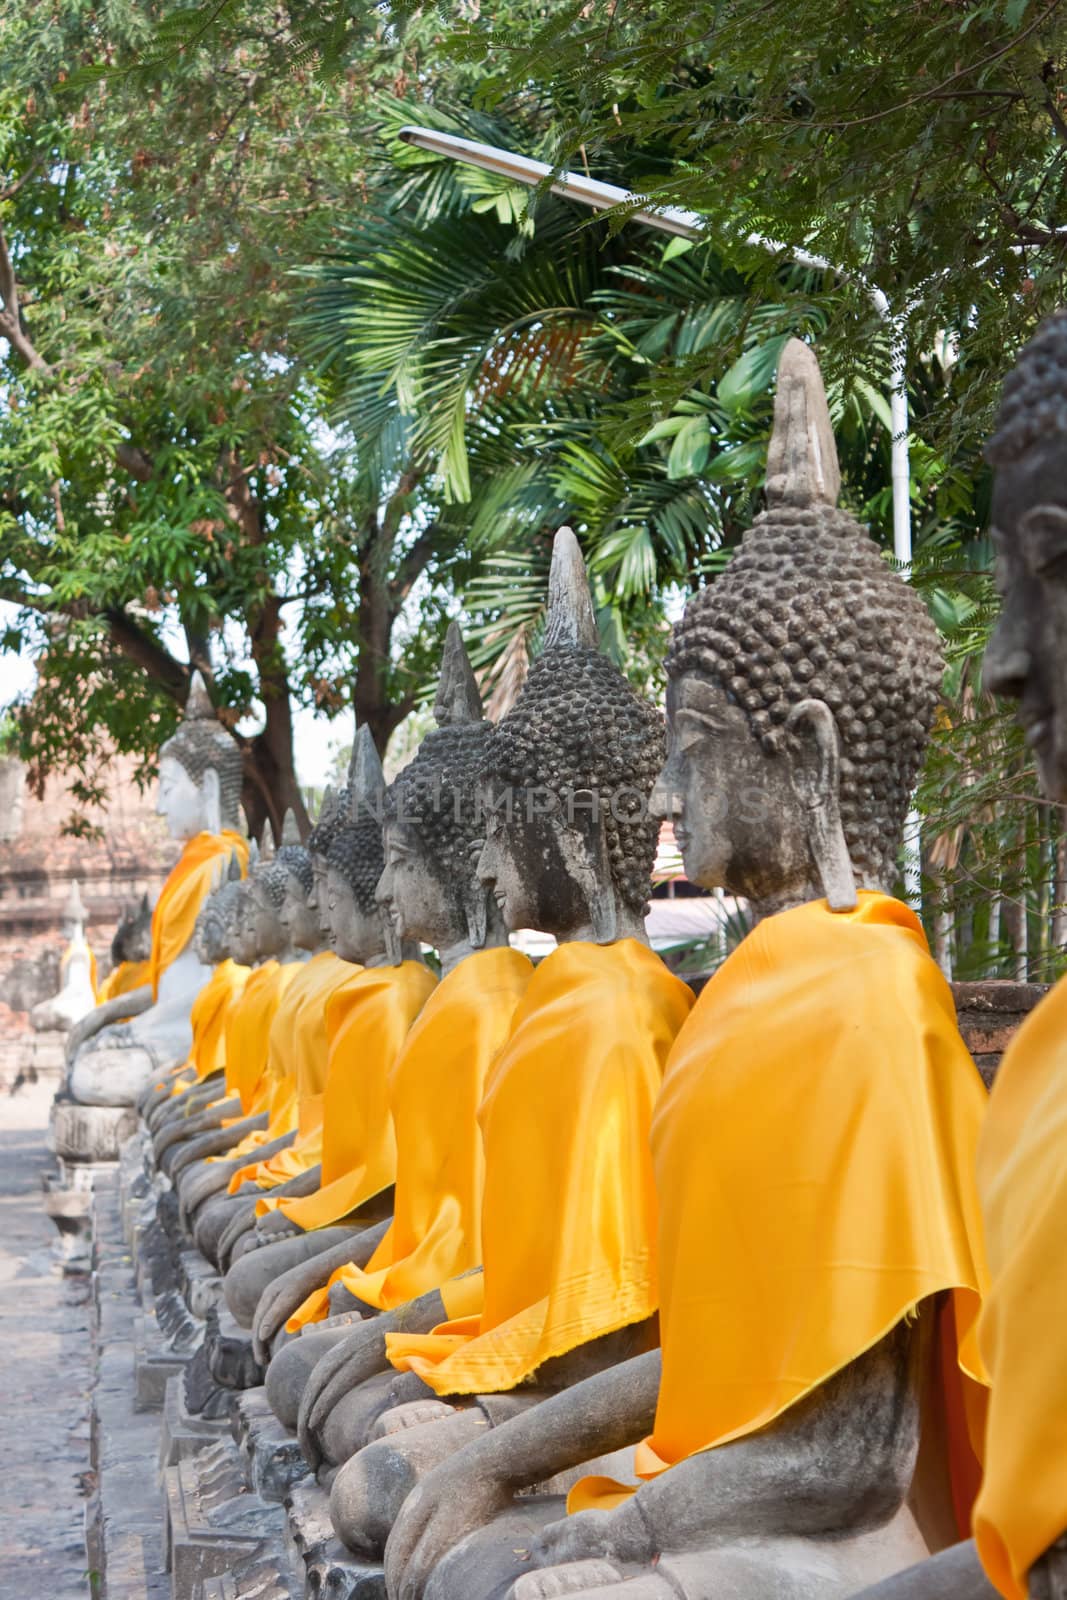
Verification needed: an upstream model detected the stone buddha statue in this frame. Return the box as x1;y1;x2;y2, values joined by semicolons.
382;343;990;1600
319;528;692;1561
140;861;248;1123
202;732;434;1314
248;625;533;1444
164;841;313;1221
96;893;153;1008
31;880;97;1032
67;671;248;1111
970;310;1067;1600
208;816;366;1271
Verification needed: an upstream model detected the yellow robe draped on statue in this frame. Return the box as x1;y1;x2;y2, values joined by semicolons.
570;894;989;1531
223;959;298;1116
148;830;249;998
225;951;358;1192
258;961;437;1232
97;958;152;1007
167;957;250;1098
973;975;1067;1600
239;962;367;1195
385;938;694;1398
287;945;534;1331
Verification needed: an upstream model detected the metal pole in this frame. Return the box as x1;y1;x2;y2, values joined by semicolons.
398;125;921;901
398;126;913;565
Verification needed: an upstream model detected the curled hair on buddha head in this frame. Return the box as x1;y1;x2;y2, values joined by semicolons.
306;786;343;864
195;874;243;958
486;528;666;921
325;728;386;915
159;671;244;830
387;622;494;943
257;811;313;902
985;310;1067;467
668;338;944;886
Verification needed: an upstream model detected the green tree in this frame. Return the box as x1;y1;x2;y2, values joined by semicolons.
0;0;486;836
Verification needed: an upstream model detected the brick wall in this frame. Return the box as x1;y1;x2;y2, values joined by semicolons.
952;979;1049;1090
0;755;177;1027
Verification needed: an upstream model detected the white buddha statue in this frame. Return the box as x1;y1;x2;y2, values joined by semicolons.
66;672;249;1109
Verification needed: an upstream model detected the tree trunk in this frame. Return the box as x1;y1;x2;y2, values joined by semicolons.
934;903;954;981
987;889;1002;977
1054;833;1067;954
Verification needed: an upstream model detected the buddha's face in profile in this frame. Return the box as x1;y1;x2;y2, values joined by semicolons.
326;864;386;964
279;874;320;954
193;913;226;966
229;893;259;966
249;881;287;959
377;822;453;951
983;435;1067;803
476;800;594;939
156;756;207;841
657;674;821;903
308;858;332;942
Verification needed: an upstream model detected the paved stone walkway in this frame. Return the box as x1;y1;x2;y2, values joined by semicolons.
0;1080;92;1599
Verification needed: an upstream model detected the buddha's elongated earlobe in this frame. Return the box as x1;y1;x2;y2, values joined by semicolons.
785;698;858;912
201;767;222;837
557;792;619;944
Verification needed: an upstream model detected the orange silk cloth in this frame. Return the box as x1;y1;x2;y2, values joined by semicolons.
97;959;151;1007
168;957;249;1098
190;958;249;1081
223;959;298;1116
288;946;534;1331
386;939;694;1398
591;894;989;1526
260;961;437;1232
225;951;358;1193
973;975;1067;1599
148;830;249;998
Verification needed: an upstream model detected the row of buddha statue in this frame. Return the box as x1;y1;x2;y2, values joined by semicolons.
61;329;1067;1600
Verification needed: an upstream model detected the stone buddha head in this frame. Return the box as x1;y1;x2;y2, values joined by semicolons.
193;883;236;966
323;729;395;965
245;831;299;961
476;527;665;944
305;786;342;944
192;853;244;965
377;624;505;968
659;339;943;915
258;810;320;954
982;311;1067;805
156;671;244;840
111;893;152;967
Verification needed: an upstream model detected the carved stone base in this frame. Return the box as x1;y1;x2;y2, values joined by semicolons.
204;1304;265;1393
51;1095;138;1162
164;1439;287;1600
232;1388;311;1504
40;1158;104;1270
181;1249;225;1318
134;1287;204;1410
161;1374;231;1469
193;1544;301;1600
285;1481;385;1600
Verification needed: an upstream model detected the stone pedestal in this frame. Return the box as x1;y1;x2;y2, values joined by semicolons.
286;1481;385;1600
163;1439;288;1598
233;1389;311;1504
52;1096;138;1162
161;1375;231;1469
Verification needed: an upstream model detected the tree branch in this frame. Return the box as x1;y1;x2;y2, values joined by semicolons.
0;221;50;372
102;607;190;697
389;524;440;613
115;440;155;482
